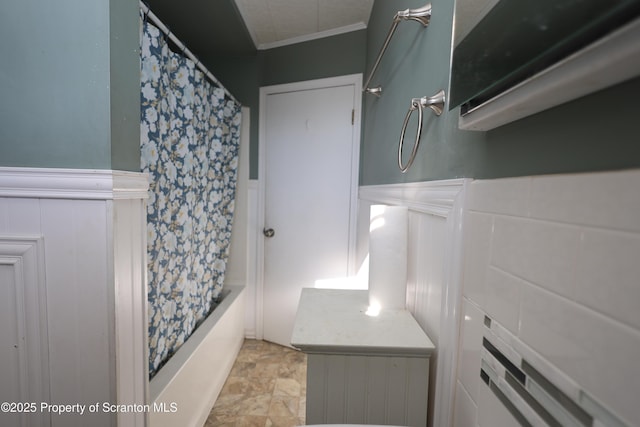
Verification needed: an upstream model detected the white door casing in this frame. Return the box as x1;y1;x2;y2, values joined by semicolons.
257;74;362;346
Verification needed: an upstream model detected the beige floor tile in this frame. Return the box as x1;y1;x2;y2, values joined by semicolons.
277;363;306;381
204;412;236;426
230;361;256;377
235;349;261;363
247;377;277;394
265;416;305;427
250;362;281;378
207;339;306;426
219;376;250;395
210;393;246;415
236;415;269;427
297;397;306;418
268;396;299;417
239;393;273;416
274;378;301;397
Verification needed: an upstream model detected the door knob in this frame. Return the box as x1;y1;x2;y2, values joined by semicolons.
263;228;275;238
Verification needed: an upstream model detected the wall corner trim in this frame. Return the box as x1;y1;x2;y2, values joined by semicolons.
0;167;149;200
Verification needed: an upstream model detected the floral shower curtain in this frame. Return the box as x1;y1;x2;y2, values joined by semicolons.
140;18;242;378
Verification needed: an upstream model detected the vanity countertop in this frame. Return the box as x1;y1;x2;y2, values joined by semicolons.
291;288;435;356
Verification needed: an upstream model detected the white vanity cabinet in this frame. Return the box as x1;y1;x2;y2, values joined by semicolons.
291;288;435;426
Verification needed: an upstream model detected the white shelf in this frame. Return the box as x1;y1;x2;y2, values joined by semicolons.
291;288;435;357
458;16;640;131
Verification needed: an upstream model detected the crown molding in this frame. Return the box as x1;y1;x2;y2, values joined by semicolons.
258;22;367;50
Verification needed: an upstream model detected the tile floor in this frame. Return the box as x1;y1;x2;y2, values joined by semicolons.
205;339;307;427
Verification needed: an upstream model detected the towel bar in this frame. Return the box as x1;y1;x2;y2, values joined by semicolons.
363;3;432;96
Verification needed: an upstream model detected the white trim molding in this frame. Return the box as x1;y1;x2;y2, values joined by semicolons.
245;179;259;340
257;22;367;50
359;178;469;427
0;236;50;427
359;178;466;217
0;167;149;200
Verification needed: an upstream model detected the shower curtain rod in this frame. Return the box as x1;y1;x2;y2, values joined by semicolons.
140;1;241;106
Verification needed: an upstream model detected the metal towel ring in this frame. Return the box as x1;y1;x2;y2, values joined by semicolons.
398;90;446;173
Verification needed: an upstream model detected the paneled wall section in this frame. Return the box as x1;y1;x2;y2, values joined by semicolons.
0;168;148;427
359;179;467;427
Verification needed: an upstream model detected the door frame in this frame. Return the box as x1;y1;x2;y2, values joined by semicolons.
256;73;363;340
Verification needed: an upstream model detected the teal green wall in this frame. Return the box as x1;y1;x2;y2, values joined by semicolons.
110;0;143;171
362;0;459;184
9;0;636;178
210;30;368;179
0;0;140;171
475;77;640;178
260;30;367;87
361;0;640;185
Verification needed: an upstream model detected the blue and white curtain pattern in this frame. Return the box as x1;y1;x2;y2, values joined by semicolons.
140;18;242;378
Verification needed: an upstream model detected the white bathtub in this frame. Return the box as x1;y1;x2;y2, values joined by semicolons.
149;285;245;427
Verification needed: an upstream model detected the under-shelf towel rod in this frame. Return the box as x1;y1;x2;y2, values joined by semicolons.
363;3;432;97
139;1;240;105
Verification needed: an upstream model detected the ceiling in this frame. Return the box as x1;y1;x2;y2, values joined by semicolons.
145;0;374;59
235;0;374;49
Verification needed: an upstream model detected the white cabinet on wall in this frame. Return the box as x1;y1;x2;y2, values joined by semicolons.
0;167;148;427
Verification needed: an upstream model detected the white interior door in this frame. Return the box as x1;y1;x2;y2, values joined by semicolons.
261;76;360;347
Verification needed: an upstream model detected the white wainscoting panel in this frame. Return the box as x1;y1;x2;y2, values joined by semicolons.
113;197;149;427
0;167;148;427
406;211;446;343
40;197;114;427
0;237;50;427
359;178;468;427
